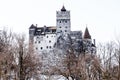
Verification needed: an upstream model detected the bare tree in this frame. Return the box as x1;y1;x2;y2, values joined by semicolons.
14;34;41;80
0;29;41;80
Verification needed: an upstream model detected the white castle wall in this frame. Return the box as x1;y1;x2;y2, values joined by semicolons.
34;33;56;53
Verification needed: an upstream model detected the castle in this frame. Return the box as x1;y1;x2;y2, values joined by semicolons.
29;6;96;54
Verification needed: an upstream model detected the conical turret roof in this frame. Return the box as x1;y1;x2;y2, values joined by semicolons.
61;5;66;11
84;27;91;39
29;24;36;29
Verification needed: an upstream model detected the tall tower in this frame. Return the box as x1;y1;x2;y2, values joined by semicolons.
29;24;36;43
56;6;71;35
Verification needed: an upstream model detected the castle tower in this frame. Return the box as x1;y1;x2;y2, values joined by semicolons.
29;24;36;43
56;6;71;35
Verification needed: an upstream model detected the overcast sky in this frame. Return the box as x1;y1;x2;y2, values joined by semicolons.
0;0;120;43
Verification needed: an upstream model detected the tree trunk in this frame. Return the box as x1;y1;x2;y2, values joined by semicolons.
19;44;24;80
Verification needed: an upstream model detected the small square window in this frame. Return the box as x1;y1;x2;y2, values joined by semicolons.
36;47;38;50
39;41;40;43
37;36;39;38
47;36;48;38
41;47;43;50
49;46;51;48
65;21;67;23
59;26;61;28
65;30;67;32
35;41;37;44
49;40;51;43
46;46;48;48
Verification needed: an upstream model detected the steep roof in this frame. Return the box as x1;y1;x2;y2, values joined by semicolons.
61;5;66;11
84;27;91;39
29;24;36;29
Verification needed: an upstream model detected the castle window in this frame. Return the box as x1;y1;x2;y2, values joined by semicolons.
49;46;51;48
36;47;38;50
65;26;67;28
47;36;48;38
60;30;62;32
35;41;37;44
65;20;67;23
38;41;40;43
49;40;51;43
37;37;39;38
46;46;48;49
41;47;43;50
60;21;61;23
65;30;67;32
59;26;61;28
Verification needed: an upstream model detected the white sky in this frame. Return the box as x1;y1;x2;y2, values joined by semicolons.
0;0;120;43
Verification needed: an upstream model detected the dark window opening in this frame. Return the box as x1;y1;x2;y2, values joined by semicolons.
49;46;52;48
65;30;67;32
41;47;43;50
65;20;67;23
37;37;39;38
46;46;48;49
39;41;40;43
36;47;38;50
49;40;51;43
47;36;48;38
